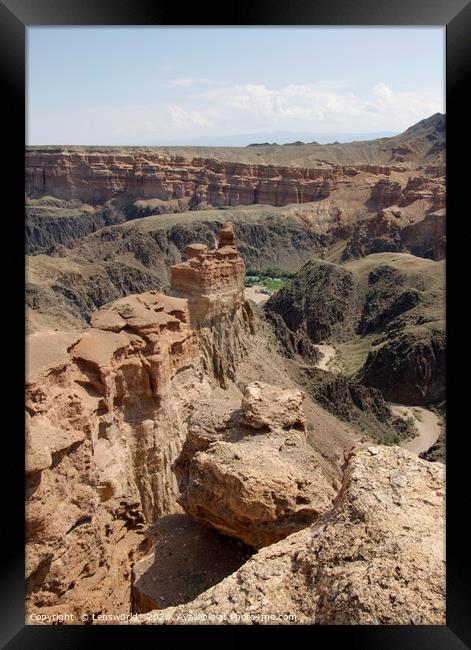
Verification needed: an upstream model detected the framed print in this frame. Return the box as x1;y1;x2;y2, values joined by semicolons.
2;0;470;646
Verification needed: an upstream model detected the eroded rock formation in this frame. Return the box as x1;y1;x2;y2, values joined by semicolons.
26;291;212;619
25;225;257;618
343;208;446;262
25;150;340;207
170;223;254;386
173;383;338;549
170;223;246;325
370;179;403;208
135;446;445;625
25;113;445;209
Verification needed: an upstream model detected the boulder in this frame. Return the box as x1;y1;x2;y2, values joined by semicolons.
138;446;445;625
174;383;338;549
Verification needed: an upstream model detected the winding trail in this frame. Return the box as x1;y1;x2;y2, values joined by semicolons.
390;404;441;455
313;344;441;456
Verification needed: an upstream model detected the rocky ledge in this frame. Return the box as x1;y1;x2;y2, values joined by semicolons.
134;444;445;625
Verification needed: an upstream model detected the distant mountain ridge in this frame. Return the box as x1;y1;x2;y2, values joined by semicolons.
146;130;398;147
26;113;445;170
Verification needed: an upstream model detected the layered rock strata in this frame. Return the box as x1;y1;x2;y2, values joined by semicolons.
26;151;340;206
25;117;445;209
170;223;254;386
135;446;445;625
173;383;338;549
26;291;212;618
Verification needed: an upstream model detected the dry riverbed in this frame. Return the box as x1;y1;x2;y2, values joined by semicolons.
390;404;441;455
314;344;337;371
314;344;441;456
244;285;270;304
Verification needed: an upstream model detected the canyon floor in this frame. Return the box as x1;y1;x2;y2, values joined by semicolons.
25;114;446;625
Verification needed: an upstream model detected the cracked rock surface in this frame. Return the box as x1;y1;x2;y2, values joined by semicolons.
174;382;339;549
138;445;445;625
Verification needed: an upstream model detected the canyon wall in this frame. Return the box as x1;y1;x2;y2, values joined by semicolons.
25;225;254;619
26;291;211;619
265;255;445;406
343;208;446;262
26;150;340;207
26;149;444;212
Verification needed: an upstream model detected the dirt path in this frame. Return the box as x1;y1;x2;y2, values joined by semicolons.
244;286;269;304
314;344;337;371
390;404;441;455
312;345;441;455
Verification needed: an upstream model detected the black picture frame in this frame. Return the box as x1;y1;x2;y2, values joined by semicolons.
2;0;470;647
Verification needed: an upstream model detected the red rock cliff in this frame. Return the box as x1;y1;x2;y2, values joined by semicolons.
25;150;343;206
26;290;212;620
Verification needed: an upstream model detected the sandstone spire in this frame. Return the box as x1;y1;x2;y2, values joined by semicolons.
169;223;246;325
217;222;236;248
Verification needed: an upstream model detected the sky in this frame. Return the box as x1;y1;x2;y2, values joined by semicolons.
27;27;444;145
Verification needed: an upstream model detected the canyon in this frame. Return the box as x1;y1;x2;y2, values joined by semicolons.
25;115;445;336
25;114;446;626
26;225;445;625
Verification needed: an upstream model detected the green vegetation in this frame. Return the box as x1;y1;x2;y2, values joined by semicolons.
264;278;287;291
246;268;295;279
331;335;378;378
405;415;416;427
119;303;134;317
244;268;294;294
375;433;401;446
244;276;259;287
412;408;424;422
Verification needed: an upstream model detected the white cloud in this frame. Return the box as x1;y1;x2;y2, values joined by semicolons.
27;80;443;144
190;81;442;133
166;104;213;130
373;82;394;98
170;77;211;88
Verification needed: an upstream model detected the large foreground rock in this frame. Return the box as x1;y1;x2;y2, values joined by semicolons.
174;382;339;549
137;446;445;625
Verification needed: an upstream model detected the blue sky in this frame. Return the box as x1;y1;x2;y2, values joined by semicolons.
27;27;444;145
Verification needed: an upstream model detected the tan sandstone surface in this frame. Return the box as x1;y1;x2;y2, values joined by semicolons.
133;445;445;625
174;383;339;549
25;289;214;619
25;225;258;620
